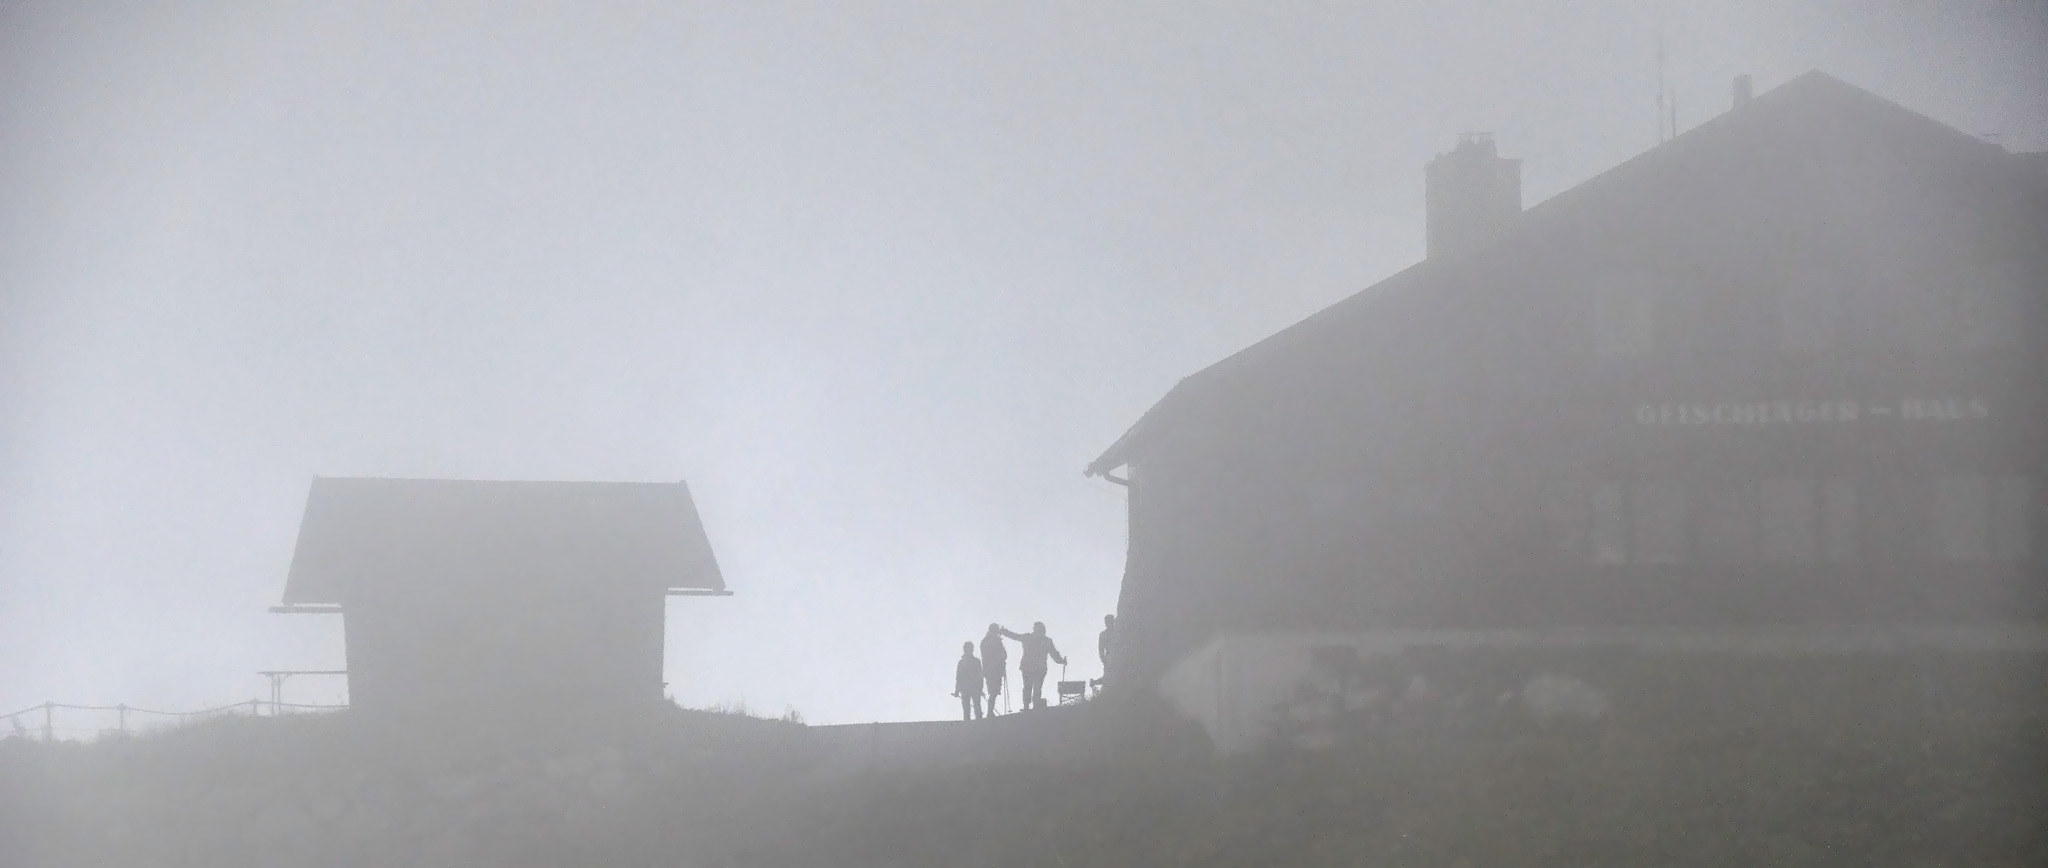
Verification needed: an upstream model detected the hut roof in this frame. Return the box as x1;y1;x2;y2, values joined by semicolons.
280;477;726;606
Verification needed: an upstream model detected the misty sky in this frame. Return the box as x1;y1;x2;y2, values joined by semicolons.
3;1;2044;725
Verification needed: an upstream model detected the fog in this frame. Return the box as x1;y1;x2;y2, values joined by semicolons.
2;0;2044;726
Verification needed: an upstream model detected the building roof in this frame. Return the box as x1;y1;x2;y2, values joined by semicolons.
1087;70;2046;476
280;477;726;605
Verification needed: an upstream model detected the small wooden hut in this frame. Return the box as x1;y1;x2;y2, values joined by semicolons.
275;477;728;727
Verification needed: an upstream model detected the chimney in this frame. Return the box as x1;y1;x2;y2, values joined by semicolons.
1425;132;1522;260
1732;74;1754;109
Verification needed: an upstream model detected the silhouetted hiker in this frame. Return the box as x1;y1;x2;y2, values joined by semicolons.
980;623;1009;712
954;641;985;721
1098;614;1116;673
1000;622;1067;710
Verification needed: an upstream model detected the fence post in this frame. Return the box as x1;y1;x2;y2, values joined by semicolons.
42;702;53;741
118;703;128;734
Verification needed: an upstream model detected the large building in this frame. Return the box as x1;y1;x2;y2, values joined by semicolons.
275;477;728;728
1086;72;2047;725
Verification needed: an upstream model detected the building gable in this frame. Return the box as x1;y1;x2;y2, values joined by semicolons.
1089;71;2047;477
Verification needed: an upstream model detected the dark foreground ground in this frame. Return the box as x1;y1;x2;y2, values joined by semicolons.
2;696;2044;868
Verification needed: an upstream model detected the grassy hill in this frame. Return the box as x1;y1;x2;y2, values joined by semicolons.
2;696;2044;867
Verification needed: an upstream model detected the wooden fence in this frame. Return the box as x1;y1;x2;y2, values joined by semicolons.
2;698;348;742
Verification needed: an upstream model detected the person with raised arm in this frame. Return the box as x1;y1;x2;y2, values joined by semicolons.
999;622;1067;710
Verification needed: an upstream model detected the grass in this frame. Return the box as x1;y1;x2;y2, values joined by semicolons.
748;700;2048;868
2;694;2044;867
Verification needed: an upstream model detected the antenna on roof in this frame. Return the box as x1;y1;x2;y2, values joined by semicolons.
1653;4;1683;143
1655;29;1668;144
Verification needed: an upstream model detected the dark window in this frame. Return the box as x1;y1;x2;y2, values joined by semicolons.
1859;474;1918;562
1777;282;1838;353
1892;267;2028;355
1540;481;1590;557
1592;482;1627;564
1759;477;1819;562
1391;481;1446;517
1935;474;2034;561
1695;481;1756;564
1992;475;2032;561
1952;265;2028;350
1932;474;1991;560
1594;289;1654;357
1568;478;1873;566
1579;479;1686;565
1821;478;1857;563
1694;478;1856;565
1632;478;1687;564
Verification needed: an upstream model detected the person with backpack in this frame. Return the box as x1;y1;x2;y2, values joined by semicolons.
953;641;985;721
979;623;1010;714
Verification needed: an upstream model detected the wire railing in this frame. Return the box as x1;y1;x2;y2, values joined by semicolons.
1;698;349;742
